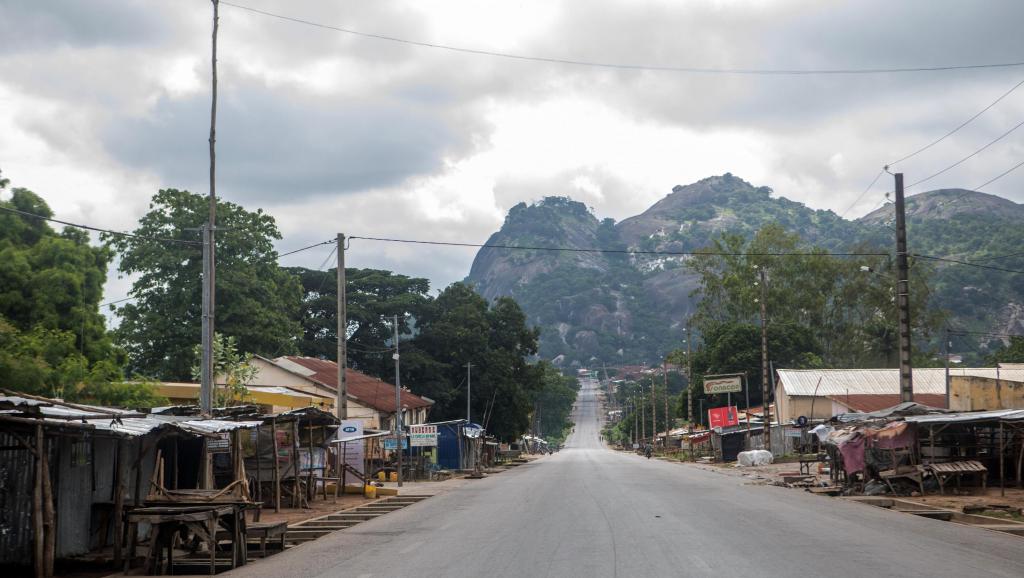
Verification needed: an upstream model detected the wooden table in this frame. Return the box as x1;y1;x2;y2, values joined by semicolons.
125;504;246;575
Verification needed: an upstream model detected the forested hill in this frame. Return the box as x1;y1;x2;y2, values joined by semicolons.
465;174;1024;368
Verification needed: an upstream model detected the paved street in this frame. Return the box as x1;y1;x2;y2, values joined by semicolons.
232;379;1024;577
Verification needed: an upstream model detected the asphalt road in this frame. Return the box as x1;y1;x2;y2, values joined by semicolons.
232;378;1024;577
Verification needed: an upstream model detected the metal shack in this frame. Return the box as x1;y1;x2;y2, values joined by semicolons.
0;392;260;576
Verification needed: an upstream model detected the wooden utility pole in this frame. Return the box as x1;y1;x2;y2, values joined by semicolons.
685;324;693;426
759;266;771;451
200;0;220;415
337;233;347;419
394;315;403;487
640;384;646;443
651;376;658;447
465;363;472;423
632;395;638;446
894;172;914;402
663;361;670;448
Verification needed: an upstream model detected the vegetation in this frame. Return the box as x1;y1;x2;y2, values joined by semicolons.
191;333;258;406
106;189;302;380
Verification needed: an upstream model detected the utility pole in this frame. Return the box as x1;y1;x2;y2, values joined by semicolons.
200;0;219;416
337;233;347;419
465;363;472;423
663;360;670;448
943;327;950;409
640;384;646;443
894;172;914;402
651;376;658;447
393;315;403;488
758;266;771;451
685;323;693;428
626;393;634;446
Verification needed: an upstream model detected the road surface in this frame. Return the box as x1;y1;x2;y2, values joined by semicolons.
232;378;1024;577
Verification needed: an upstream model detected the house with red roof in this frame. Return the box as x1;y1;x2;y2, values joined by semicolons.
246;355;433;430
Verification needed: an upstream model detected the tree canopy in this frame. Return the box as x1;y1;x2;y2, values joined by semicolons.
106;189;302;380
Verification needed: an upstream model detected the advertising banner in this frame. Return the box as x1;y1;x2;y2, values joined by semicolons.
704;376;742;395
336;419;364;476
708;406;740;429
409;424;438;447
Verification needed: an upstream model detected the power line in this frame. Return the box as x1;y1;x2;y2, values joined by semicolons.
100;296;136;307
220;1;1024;76
348;235;890;257
948;328;1024;339
904;117;1024;190
888;77;1024;167
914;253;1024;274
838;169;885;219
278;238;336;258
910;157;1024;219
0;205;201;246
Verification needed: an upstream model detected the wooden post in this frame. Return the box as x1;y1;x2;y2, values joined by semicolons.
255;425;262;504
999;421;1005;497
291;420;301;508
307;424;315;503
133;439;144;507
271;419;281;513
1016;428;1023;490
33;424;44;578
339;441;347;503
113;438;124;566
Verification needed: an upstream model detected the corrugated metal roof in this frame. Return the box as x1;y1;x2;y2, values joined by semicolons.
179;419;263;434
829;393;948;412
777;368;1024;397
905;409;1024;424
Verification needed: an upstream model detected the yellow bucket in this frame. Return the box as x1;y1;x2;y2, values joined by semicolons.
377;471;386;481
389;471;398;482
364;484;377;499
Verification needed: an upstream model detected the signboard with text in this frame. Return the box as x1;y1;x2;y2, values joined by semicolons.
708;406;739;429
704;376;742;395
409;425;438;447
383;436;409;451
336;420;365;476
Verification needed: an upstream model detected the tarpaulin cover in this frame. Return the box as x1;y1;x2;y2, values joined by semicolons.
737;450;773;466
867;421;915;450
839;433;866;475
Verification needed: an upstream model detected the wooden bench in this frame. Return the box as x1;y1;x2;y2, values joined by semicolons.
219;521;288;558
878;465;925;495
926;460;987;495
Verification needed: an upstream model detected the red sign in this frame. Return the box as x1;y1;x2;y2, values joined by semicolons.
708;406;739;429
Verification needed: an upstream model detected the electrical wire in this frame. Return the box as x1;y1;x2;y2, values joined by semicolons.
887;77;1024;167
278;238;336;258
913;253;1024;274
904;118;1024;190
838;169;885;219
0;205;201;246
347;235;890;257
100;296;136;307
219;1;1024;76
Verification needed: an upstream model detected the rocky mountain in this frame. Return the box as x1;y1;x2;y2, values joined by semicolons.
466;174;1024;367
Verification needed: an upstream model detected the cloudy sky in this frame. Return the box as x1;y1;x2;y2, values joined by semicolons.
2;0;1024;305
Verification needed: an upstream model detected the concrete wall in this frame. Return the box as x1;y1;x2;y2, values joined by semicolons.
950;375;1024;411
778;395;837;422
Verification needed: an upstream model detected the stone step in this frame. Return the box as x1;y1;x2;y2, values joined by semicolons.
285;528;334;539
326;513;382;520
295;520;358;529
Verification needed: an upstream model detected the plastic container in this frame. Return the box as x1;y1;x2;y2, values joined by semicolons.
389;471;398;482
378;471;386;481
364;484;377;499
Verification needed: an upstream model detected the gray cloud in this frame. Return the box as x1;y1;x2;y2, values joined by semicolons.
100;81;471;201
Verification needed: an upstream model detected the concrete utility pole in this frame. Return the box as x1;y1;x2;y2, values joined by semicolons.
640;384;646;442
663;361;670;447
465;363;472;423
626;395;634;444
943;327;950;409
758;266;771;451
651;376;658;447
685;324;693;427
337;233;347;419
393;315;403;487
200;0;220;416
894;172;914;402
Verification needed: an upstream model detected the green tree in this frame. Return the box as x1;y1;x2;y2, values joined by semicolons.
106;189;302;380
288;266;430;377
404;283;543;441
191;333;258;406
987;336;1024;365
689;224;944;368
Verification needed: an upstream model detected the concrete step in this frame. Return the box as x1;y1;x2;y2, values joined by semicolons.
294;520;358;529
285;528;335;540
326;513;382;521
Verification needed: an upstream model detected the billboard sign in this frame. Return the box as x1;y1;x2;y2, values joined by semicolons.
409;424;438;447
704;376;742;395
708;406;740;429
383;436;409;451
336;419;364;476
